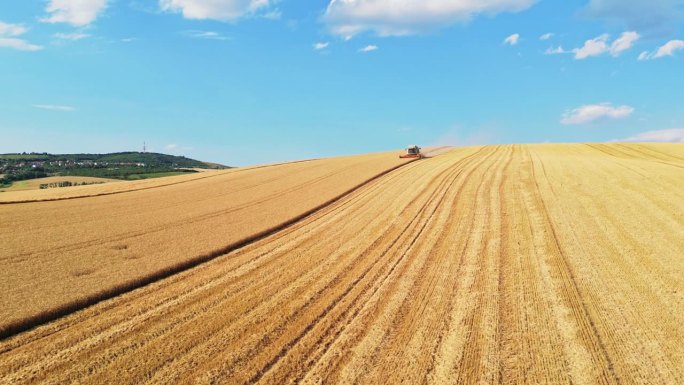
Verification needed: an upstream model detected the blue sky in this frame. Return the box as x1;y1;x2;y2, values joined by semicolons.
1;0;683;166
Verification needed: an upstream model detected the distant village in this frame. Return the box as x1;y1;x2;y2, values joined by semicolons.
1;159;148;169
0;158;148;182
1;152;212;185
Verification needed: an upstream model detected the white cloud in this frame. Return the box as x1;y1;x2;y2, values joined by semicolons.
640;39;684;60
540;32;554;40
42;0;108;27
54;32;90;41
359;44;378;52
573;34;610;59
561;103;634;125
654;39;684;57
613;128;684;142
323;0;538;38
0;22;27;36
0;38;44;51
34;104;76;112
0;22;43;51
160;0;272;21
182;30;230;40
504;33;520;45
545;45;567;55
165;144;178;150
609;31;640;56
313;42;330;50
572;32;639;59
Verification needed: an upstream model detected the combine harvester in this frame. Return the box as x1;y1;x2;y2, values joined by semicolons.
400;145;422;159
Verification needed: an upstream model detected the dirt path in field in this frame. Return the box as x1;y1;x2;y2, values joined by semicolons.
0;143;682;384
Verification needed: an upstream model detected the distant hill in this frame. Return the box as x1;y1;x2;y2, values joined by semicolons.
0;152;229;185
0;152;227;168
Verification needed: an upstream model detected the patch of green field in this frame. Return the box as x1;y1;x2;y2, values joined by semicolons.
0;180;22;192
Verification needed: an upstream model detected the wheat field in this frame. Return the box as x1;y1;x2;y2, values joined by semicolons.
0;144;682;384
0;152;410;337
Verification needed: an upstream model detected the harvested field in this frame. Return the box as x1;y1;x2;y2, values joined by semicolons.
0;152;410;337
0;172;211;202
1;143;683;384
0;176;120;192
0;167;252;203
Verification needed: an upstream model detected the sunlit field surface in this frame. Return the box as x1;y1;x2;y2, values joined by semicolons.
1;144;682;384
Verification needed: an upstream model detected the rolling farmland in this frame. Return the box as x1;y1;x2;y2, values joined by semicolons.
1;143;683;384
0;152;410;337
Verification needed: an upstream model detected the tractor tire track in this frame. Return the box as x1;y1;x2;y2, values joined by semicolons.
1;144;683;385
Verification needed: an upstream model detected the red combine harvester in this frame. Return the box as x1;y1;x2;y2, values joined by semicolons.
400;145;422;159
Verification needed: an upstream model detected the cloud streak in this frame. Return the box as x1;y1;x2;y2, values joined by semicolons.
545;45;567;55
0;22;27;36
639;39;684;60
54;32;90;41
323;0;538;38
561;103;634;125
313;42;330;50
609;31;640;56
504;33;520;45
612;128;684;142
0;22;43;51
182;30;230;40
0;38;44;51
572;32;639;59
34;104;76;112
359;44;378;52
160;0;272;21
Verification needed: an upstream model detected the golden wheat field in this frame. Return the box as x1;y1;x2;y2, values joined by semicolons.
0;152;410;337
1;143;683;385
0;162;298;203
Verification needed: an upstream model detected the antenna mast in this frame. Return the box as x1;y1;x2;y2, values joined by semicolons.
143;141;147;153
